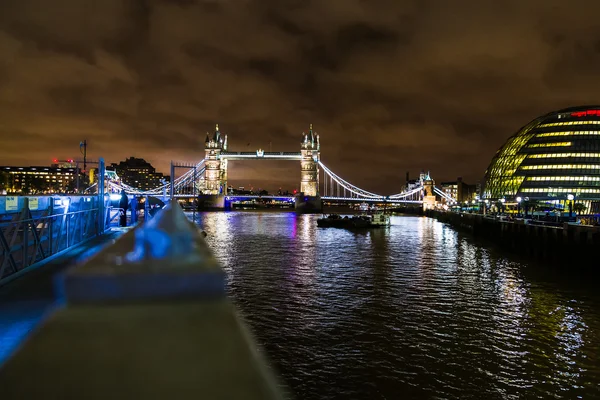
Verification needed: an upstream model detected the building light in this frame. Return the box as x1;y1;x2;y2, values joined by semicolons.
571;109;600;117
526;142;572;148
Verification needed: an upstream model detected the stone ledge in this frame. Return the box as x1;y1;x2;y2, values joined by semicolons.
0;301;284;400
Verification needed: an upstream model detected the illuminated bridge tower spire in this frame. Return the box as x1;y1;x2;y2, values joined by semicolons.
300;124;320;196
220;130;228;194
204;123;224;195
421;171;436;211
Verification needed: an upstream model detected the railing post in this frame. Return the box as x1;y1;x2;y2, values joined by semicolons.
21;198;29;270
48;197;54;256
98;158;105;234
170;161;175;201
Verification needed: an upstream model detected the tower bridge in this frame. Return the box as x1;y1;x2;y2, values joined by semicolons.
104;124;456;212
203;124;320;203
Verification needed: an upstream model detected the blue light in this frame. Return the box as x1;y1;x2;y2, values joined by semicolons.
109;193;121;201
0;303;50;367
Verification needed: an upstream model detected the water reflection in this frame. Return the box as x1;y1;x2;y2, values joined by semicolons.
197;212;600;400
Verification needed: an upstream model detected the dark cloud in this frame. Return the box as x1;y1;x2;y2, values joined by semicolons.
1;0;600;193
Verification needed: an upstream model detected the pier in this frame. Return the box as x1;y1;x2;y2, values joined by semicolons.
426;209;600;267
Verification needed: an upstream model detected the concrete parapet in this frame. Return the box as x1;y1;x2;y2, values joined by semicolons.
0;200;284;399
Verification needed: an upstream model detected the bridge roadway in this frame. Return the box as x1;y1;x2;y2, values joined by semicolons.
175;194;422;204
220;151;302;160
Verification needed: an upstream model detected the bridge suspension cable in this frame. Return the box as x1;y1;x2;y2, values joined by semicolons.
388;186;423;199
433;186;456;204
319;161;383;199
107;159;206;196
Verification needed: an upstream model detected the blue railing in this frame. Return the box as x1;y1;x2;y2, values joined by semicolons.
0;196;107;285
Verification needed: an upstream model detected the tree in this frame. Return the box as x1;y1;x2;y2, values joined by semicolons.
27;177;47;194
573;203;586;214
0;171;9;193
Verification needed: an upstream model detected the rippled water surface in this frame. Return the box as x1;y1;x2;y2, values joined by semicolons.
198;212;600;400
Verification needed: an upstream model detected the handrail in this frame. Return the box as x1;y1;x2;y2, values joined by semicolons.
0;202;102;284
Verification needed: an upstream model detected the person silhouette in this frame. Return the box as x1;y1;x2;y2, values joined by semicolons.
119;190;129;227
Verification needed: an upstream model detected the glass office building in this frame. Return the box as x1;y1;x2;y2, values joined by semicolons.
483;106;600;210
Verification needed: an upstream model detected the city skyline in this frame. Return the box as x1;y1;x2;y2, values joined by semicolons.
2;0;600;193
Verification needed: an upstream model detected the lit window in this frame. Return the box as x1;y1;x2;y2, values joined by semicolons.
526;142;572;148
538;121;600;128
537;130;600;137
528;152;600;159
521;164;600;170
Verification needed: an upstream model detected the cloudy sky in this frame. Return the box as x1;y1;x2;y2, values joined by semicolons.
1;0;600;193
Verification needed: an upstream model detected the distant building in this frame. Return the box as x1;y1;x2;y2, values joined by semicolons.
440;181;458;202
483;105;600;213
0;165;78;194
110;157;165;191
440;177;478;203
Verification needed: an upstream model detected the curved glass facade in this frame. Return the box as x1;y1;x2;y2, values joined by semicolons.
483;106;600;203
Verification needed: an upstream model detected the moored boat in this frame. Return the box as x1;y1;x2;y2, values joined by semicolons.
317;212;390;229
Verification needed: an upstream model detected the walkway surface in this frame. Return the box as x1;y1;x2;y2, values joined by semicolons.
0;229;128;365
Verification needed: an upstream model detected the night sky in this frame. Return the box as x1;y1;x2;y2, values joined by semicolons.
2;0;600;193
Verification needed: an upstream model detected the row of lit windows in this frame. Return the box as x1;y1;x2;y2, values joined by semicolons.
538;121;600;128
522;188;600;194
527;142;572;148
15;178;64;182
10;175;68;179
526;176;600;181
521;164;600;170
6;171;73;176
537;131;600;137
484;122;544;198
528;153;600;158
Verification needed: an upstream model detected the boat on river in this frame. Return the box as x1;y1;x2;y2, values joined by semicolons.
317;213;390;229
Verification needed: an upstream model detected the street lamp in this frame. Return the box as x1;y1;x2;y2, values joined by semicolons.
516;196;522;216
79;140;87;172
567;194;574;218
499;197;506;214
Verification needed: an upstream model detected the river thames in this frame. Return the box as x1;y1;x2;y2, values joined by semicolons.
198;211;600;400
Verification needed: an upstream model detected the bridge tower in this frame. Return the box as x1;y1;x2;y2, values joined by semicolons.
421;171;436;211
220;133;228;194
204;124;226;195
300;124;320;196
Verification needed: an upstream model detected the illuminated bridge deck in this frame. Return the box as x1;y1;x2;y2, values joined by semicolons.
220;151;302;160
218;195;422;204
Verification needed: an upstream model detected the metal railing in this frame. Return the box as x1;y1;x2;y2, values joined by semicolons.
0;197;104;283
